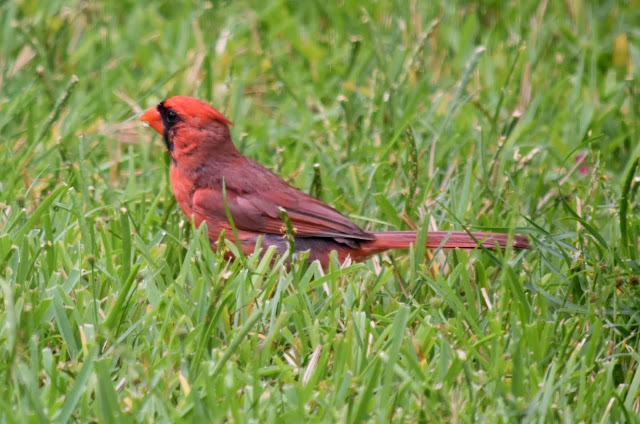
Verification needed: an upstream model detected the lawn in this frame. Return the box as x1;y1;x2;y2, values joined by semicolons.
1;0;640;422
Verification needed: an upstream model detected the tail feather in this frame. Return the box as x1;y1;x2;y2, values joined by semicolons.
356;231;530;259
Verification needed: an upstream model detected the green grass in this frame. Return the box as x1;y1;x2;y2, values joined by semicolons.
2;0;640;422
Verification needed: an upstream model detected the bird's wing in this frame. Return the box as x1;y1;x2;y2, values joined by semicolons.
192;185;374;241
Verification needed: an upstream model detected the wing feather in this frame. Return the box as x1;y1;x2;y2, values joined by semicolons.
192;186;374;241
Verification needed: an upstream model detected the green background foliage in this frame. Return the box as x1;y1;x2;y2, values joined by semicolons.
1;0;640;421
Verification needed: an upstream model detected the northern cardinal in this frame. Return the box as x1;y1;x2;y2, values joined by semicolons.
141;96;530;268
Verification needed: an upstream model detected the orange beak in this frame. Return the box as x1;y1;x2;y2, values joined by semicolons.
140;106;164;135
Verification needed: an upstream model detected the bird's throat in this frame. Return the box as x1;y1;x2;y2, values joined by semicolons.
163;129;174;152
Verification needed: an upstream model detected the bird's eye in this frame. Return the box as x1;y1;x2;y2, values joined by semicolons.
167;109;178;123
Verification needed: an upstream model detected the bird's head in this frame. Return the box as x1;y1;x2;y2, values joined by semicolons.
140;96;234;157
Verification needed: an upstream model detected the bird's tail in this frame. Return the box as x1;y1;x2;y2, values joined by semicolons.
354;231;530;260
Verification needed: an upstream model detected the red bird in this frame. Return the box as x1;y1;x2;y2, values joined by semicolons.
141;96;530;268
